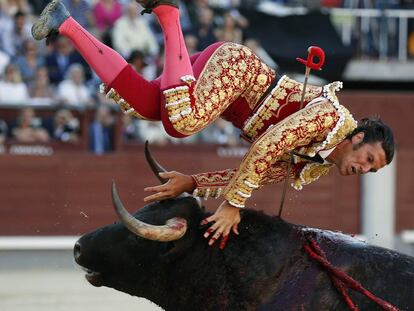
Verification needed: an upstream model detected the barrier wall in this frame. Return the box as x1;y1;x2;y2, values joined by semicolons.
0;144;361;236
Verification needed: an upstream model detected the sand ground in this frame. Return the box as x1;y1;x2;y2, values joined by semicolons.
0;250;163;311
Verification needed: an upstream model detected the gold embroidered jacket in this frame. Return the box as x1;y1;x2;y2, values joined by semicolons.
192;82;357;208
99;42;357;208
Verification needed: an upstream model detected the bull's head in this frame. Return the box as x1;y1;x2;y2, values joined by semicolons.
74;143;203;299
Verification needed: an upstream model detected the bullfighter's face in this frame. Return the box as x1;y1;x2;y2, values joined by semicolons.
330;132;387;176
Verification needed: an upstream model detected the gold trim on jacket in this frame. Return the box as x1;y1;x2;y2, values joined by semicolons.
242;75;323;141
222;100;341;208
99;83;158;121
162;42;275;135
191;82;357;207
292;82;358;190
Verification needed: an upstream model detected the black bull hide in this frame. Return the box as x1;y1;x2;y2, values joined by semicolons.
74;196;414;311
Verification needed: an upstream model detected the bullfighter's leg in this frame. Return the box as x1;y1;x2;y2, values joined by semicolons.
32;0;161;120
147;2;275;137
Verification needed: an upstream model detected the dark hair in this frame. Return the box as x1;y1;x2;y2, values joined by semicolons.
14;11;26;19
346;117;395;164
127;50;147;65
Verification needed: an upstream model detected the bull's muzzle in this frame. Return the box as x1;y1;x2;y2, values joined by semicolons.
111;182;187;241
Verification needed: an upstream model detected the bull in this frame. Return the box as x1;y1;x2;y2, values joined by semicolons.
74;146;414;311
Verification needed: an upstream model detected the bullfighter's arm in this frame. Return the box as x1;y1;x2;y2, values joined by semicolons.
221;100;338;208
191;162;292;200
191;169;238;199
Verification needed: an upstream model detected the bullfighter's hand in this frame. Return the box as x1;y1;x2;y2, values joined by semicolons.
201;200;240;249
143;171;195;203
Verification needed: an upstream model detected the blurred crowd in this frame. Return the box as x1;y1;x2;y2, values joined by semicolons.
1;0;259;153
0;0;413;154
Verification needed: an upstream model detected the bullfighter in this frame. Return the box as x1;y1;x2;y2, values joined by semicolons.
32;0;394;248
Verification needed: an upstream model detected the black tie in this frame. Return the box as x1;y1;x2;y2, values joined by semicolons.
292;152;324;164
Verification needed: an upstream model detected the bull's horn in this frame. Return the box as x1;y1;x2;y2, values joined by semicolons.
111;181;187;241
145;141;169;184
144;141;193;199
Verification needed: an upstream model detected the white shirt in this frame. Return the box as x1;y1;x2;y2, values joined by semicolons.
57;80;91;106
319;147;336;164
0;81;29;104
112;17;159;57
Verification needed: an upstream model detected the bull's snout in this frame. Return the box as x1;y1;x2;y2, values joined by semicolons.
73;240;104;287
74;241;82;263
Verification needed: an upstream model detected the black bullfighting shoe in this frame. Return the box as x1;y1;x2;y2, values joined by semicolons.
31;0;70;41
136;0;179;15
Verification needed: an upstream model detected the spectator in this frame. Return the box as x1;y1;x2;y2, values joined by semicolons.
0;5;12;51
4;0;33;16
112;2;159;58
128;49;147;73
321;0;342;7
53;108;80;142
208;0;241;10
122;114;140;141
12;107;50;142
184;33;199;55
127;49;156;80
1;11;32;57
45;36;85;85
0;0;12;45
195;7;217;51
0;63;29;104
214;11;245;44
136;120;171;145
200;119;239;146
89;105;115;154
13;39;45;83
178;1;193;34
185;0;210;28
0;118;7;142
62;0;92;29
92;0;123;33
0;49;10;74
28;66;55;104
56;63;93;106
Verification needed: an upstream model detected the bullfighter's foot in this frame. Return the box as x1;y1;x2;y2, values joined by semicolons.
136;0;179;15
31;0;70;41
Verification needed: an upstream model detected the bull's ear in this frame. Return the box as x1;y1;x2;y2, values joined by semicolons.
160;236;194;263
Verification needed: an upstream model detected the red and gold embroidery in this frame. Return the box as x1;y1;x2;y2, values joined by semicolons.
191;169;237;200
163;84;193;124
99;84;156;121
261;160;295;185
223;101;339;208
293;81;357;190
242;76;323;141
292;162;333;190
162;43;275;136
189;79;356;206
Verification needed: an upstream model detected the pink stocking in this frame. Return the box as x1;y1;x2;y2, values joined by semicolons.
153;5;193;89
59;17;161;120
59;17;127;85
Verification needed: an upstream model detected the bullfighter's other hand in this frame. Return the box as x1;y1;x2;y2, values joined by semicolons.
144;171;195;203
201;200;240;250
